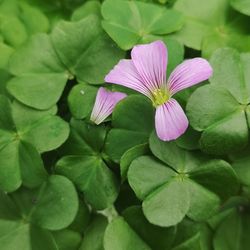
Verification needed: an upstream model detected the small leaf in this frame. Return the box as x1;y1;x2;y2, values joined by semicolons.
104;217;151;250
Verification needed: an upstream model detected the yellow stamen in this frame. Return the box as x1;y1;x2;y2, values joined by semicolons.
152;88;170;107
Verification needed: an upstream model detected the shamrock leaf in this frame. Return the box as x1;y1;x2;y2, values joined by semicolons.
105;95;154;163
0;175;79;250
128;132;239;227
104;217;151;250
173;0;250;57
79;215;108;250
231;151;250;186
101;0;184;50
72;1;101;21
56;119;119;210
0;0;49;69
187;48;250;155
7;15;124;109
231;0;250;16
104;206;210;250
0;95;69;192
213;208;250;250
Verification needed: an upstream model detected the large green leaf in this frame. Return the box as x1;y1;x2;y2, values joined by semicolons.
105;95;154;162
11;175;78;230
8;15;124;109
7;34;68;109
187;48;250;155
0;96;68;192
173;0;250;57
51;15;124;84
0;176;79;249
128;133;239;227
101;0;184;50
56;119;119;210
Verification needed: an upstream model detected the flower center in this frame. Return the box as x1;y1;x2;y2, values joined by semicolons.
152;88;170;107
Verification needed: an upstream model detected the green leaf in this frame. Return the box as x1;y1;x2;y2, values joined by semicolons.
0;188;78;250
149;132;206;173
71;1;101;21
232;155;250;185
0;141;21;192
12;175;78;231
105;95;154;162
52;230;82;250
8;34;68;109
187;48;250;155
51;15;124;84
101;0;184;50
186;179;220;221
0;223;58;250
57;119;119;210
20;115;69;153
210;48;250;104
213;209;250;250
120;143;149;181
104;217;151;250
231;0;250;15
128;134;239;226
123;206;176;249
68;83;98;119
143;178;190;227
79;215;108;250
128;156;175;200
190;160;240;200
56;156;119;210
173;0;250;57
19;141;48;188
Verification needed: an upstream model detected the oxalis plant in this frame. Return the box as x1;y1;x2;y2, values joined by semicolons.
0;0;250;249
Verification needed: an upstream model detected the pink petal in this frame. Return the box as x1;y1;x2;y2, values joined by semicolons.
131;40;167;90
167;58;213;95
155;99;188;141
90;87;127;125
105;59;152;98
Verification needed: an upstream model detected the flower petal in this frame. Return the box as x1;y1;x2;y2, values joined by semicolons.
90;87;127;125
167;58;213;95
155;98;188;141
131;40;167;90
105;59;152;98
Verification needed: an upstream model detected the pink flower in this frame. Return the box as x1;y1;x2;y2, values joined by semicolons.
105;41;213;141
90;87;127;125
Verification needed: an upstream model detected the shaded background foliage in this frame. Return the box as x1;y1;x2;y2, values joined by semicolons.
0;0;250;249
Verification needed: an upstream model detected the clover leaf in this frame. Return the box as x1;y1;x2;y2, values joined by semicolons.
104;217;151;250
7;15;124;109
213;208;250;250
128;132;239;227
0;95;69;192
0;0;49;69
0;175;79;250
104;206;210;250
105;95;154;163
101;0;184;50
187;48;250;155
231;0;250;16
173;0;250;57
79;215;108;250
56;119;119;210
